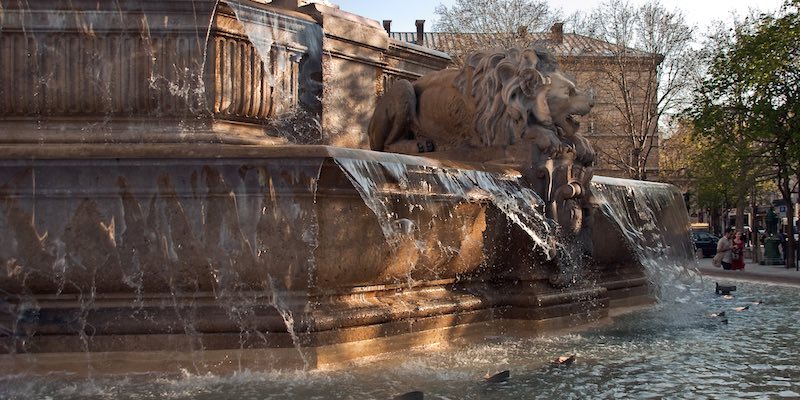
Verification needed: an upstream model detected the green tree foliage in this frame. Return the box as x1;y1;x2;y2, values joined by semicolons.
688;0;800;264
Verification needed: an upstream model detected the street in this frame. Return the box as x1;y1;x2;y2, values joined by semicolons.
693;252;800;286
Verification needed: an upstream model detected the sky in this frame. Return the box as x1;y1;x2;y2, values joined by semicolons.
332;0;786;33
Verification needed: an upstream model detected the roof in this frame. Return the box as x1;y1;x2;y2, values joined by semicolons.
389;32;655;59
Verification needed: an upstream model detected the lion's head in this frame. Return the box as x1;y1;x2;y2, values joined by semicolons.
453;47;594;165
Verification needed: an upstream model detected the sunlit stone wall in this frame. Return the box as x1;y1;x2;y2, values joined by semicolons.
0;0;450;147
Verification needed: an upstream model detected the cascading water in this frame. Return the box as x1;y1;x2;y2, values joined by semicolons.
334;156;555;265
0;157;329;373
591;176;702;301
227;0;326;144
210;160;325;371
333;156;703;298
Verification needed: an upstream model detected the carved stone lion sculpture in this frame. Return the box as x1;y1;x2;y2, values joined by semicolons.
368;47;595;167
368;47;599;287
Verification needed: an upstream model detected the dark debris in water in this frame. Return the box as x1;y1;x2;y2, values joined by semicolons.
393;390;424;400
483;370;510;383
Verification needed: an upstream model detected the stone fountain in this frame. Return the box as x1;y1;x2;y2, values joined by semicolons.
0;0;694;374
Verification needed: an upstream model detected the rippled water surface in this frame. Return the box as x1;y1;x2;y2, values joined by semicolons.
2;280;799;400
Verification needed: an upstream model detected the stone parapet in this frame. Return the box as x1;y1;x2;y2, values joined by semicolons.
0;1;450;147
0;144;648;372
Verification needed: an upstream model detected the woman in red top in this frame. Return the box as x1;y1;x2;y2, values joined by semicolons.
731;231;746;270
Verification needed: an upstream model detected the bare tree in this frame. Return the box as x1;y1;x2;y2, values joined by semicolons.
433;0;562;64
576;0;697;180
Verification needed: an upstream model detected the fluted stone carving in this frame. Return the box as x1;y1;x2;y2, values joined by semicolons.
0;2;314;143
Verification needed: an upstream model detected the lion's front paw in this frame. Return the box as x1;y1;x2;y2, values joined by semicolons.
529;125;563;157
571;134;595;165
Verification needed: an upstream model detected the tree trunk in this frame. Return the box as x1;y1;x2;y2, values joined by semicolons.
736;198;746;234
779;177;796;268
752;196;760;263
786;200;796;269
786;197;796;269
711;207;722;236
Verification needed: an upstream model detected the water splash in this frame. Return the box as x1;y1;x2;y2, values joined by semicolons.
591;176;701;301
334;157;555;261
227;1;325;143
5;281;797;399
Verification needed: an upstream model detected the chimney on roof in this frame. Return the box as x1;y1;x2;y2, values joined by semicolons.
550;22;564;44
383;20;392;34
415;20;425;45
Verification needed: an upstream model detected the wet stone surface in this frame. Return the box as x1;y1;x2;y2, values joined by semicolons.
2;280;798;399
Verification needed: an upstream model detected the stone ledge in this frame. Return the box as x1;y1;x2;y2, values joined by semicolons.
0;294;650;375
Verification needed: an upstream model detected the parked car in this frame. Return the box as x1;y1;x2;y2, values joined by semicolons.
692;231;719;258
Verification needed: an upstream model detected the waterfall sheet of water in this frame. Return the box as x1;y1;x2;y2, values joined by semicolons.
0;158;325;372
334;157;702;298
227;0;326;143
333;157;556;261
591;176;701;301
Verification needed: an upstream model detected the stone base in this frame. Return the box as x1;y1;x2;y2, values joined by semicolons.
0;296;652;376
0;273;652;375
0;143;655;373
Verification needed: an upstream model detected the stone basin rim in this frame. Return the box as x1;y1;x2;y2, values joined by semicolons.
0;144;522;175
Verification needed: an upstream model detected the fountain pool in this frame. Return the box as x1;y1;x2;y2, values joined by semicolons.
2;280;799;399
1;1;781;394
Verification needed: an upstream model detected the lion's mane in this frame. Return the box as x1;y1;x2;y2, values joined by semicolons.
453;47;558;147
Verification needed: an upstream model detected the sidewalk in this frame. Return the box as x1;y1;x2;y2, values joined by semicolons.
693;254;800;286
